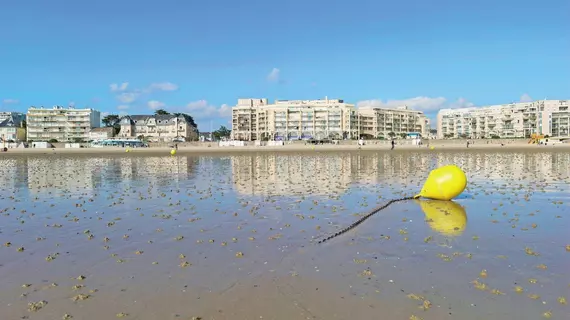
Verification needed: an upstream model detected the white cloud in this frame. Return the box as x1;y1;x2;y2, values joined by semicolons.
520;93;533;102
147;82;178;92
2;99;19;104
267;68;280;82
184;100;232;119
117;105;129;110
110;82;129;92
356;96;474;112
147;100;165;110
117;92;138;104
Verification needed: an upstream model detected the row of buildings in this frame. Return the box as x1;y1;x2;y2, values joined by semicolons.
0;107;199;143
231;97;570;141
2;97;568;143
437;99;570;139
231;97;431;141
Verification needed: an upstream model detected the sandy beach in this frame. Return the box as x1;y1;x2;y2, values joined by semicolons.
1;140;570;156
1;149;569;320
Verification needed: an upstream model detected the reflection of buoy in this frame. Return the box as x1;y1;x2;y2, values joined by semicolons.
170;149;176;155
430;146;435;150
415;165;467;201
416;200;467;236
318;165;468;244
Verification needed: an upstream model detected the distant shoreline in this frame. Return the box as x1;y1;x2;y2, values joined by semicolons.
1;142;570;157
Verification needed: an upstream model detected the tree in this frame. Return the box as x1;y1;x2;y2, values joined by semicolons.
102;114;120;127
212;125;231;140
154;109;170;115
388;132;396;139
101;114;121;135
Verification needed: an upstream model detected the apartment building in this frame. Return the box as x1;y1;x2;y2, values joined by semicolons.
231;97;431;141
26;106;101;142
118;114;198;142
437;100;569;139
358;106;430;139
0;112;26;142
232;97;360;141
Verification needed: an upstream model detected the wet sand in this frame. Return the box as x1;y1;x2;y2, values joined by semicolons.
1;141;570;156
0;152;569;319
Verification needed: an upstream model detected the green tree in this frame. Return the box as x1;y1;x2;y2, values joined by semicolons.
154;109;170;115
212;125;231;140
101;114;121;135
388;131;396;139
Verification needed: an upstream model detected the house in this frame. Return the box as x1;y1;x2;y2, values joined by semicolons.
0;113;26;142
118;114;198;142
88;127;115;140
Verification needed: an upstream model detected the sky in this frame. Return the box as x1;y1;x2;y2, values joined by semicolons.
0;0;569;130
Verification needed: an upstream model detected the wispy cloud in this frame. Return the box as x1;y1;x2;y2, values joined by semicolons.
147;82;178;92
147;100;166;110
2;99;20;105
357;96;474;112
108;81;179;109
519;93;533;102
110;82;129;92
266;68;282;83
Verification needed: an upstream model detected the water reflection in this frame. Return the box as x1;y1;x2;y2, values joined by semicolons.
231;151;570;196
416;200;468;236
0;151;569;198
0;156;198;196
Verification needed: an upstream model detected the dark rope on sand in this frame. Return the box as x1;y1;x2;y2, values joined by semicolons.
317;196;416;244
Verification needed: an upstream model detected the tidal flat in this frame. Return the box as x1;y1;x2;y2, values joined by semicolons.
0;151;569;320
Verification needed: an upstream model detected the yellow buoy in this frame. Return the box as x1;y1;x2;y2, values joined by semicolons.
415;165;467;201
125;148;130;153
430;146;435;150
170;149;176;155
416;200;467;236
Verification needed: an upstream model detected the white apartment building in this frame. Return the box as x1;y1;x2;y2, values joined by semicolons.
358;106;430;139
232;97;359;141
26;106;101;142
437;100;570;139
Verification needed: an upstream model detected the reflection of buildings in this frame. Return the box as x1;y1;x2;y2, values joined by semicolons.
0;158;29;190
117;156;195;186
232;152;570;196
26;158;103;195
14;156;197;196
232;154;353;196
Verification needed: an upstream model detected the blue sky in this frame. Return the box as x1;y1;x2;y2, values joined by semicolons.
1;0;568;130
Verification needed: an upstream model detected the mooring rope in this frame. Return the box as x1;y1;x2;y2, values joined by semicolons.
317;195;417;244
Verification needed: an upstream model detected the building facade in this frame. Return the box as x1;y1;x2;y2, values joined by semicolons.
26;106;101;142
231;97;430;141
437;100;569;139
0;112;26;142
118;114;198;142
88;127;115;140
231;97;361;141
358;106;430;139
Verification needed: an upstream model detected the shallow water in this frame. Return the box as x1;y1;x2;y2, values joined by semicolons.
0;151;569;320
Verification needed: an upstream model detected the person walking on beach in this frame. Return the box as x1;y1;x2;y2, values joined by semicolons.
391;140;395;150
467;140;470;148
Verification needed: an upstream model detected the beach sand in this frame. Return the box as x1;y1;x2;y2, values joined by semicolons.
1;151;569;319
1;140;569;156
